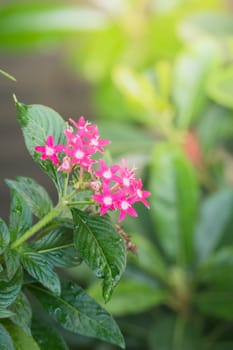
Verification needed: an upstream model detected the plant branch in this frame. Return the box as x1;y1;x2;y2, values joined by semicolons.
11;201;65;249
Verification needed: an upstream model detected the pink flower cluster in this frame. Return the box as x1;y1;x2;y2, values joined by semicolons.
35;116;150;222
93;159;150;221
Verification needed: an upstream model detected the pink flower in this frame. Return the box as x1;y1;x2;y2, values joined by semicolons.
58;156;72;172
117;160;137;193
69;116;97;139
133;179;151;208
94;160;119;184
115;194;138;222
89;136;110;153
92;186;117;216
34;135;63;165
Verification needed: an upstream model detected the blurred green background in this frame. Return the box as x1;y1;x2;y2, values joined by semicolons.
1;0;233;349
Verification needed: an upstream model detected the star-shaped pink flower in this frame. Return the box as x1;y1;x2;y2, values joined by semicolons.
34;135;63;164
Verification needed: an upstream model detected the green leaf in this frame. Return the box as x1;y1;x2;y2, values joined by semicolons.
15;101;66;193
197;105;233;152
113;65;163;120
148;315;203;350
30;281;125;348
98;120;154;157
32;227;81;268
181;12;233;38
4;249;20;280
195;189;233;262
211;342;233;350
0;219;10;254
195;291;233;320
6;177;52;219
72;209;126;302
0;309;15;319
173;40;219;128
20;251;61;295
0;323;15;350
207;66;233;109
4;322;40;350
0;268;22;308
149;143;198;264
129;233;167;280
9;189;32;241
0;3;108;50
89;278;167;316
10;293;32;335
31;312;68;350
43;246;80;268
197;247;233;289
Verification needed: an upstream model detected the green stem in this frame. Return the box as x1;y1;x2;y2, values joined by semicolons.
38;243;74;254
67;200;94;207
62;172;70;198
11;202;65;249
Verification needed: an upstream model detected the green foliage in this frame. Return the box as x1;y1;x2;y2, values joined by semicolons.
15;101;67;193
30;282;125;348
149;143;198;264
6;177;52;219
1;1;233;349
72;209;126;302
0;100;127;349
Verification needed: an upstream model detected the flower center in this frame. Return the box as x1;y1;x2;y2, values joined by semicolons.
45;146;55;156
123;178;130;187
63;159;70;169
90;138;98;146
121;201;129;210
75;149;84;159
103;170;112;179
103;196;112;206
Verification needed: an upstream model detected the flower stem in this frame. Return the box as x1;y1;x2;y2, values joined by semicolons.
66;200;94;207
11;202;65;249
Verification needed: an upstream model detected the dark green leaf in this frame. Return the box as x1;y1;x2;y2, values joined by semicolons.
195;189;233;262
89;278;167;316
0;268;22;308
32;313;68;350
148;315;203;350
4;322;40;350
0;219;10;254
149;143;198;264
10;293;32;335
20;251;60;295
6;177;52;219
15;101;66;193
195;291;233;320
32;227;80;268
197;247;233;289
4;249;20;280
211;342;233;350
0;309;15;319
43;246;80;268
9;189;32;241
72;209;126;302
0;323;15;350
30;281;125;348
